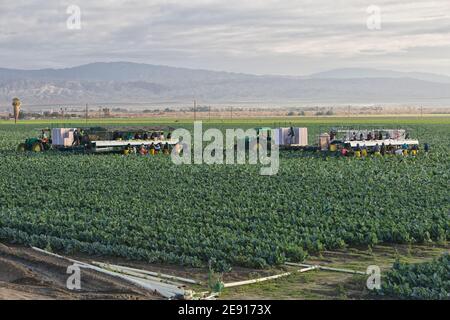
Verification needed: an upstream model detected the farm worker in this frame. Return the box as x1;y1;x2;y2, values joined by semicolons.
139;144;148;156
411;144;419;156
352;132;357;141
378;132;383;140
72;129;80;146
174;143;182;155
385;132;390;139
424;143;430;153
160;132;165;140
355;144;362;158
359;133;364;141
402;143;408;156
361;146;368;157
40;130;49;143
367;132;373;141
123;143;132;155
395;148;403;156
329;130;335;141
380;143;386;156
167;132;172;140
79;129;87;145
143;132;149;140
387;143;394;154
149;143;155;155
373;144;381;156
154;143;161;154
163;142;170;155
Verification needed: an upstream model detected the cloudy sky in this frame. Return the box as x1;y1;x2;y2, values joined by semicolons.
0;0;449;75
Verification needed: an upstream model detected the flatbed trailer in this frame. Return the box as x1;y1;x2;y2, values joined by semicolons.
279;144;319;151
89;139;179;153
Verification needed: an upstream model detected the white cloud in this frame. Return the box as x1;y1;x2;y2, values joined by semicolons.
0;0;449;75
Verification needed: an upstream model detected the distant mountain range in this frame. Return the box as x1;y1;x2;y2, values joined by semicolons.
1;62;450;106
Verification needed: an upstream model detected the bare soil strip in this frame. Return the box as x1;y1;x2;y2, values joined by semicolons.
0;243;161;300
1;242;448;300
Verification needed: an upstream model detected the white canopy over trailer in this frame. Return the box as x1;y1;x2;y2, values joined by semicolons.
337;129;409;141
347;139;419;148
323;128;419;151
91;139;179;148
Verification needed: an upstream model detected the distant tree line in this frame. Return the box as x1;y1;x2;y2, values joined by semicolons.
6;111;81;120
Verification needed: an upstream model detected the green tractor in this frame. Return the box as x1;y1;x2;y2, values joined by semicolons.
17;129;52;152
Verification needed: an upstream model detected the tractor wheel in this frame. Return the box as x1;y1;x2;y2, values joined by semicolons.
32;142;43;152
17;143;26;152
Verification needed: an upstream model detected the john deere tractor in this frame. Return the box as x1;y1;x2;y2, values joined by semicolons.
17;129;52;152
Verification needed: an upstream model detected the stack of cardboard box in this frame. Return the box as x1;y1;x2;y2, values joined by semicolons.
51;128;76;147
275;127;308;146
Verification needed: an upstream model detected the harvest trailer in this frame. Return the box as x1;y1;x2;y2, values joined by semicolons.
245;127;419;153
321;129;419;151
18;127;178;154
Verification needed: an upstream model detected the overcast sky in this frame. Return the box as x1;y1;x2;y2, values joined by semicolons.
0;0;449;75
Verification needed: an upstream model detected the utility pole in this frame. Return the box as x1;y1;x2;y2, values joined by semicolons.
194;100;197;121
85;104;88;124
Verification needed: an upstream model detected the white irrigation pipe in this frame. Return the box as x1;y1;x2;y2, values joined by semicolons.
74;263;188;299
31;247;188;299
32;247;90;267
92;261;200;285
92;263;185;287
223;266;317;288
285;262;366;275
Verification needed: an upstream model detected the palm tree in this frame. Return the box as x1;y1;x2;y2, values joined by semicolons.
12;98;21;124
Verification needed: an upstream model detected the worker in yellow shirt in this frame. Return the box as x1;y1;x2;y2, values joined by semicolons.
355;144;362;158
149;143;155;155
361;145;368;157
